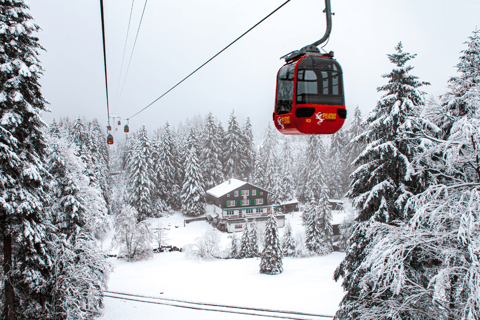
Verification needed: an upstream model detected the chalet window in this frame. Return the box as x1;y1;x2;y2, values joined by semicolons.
239;210;243;214
246;209;253;214
226;211;234;216
241;190;250;196
256;208;263;213
255;198;264;205
226;200;236;207
241;199;251;206
260;192;263;195
234;190;239;197
252;190;257;196
235;224;242;229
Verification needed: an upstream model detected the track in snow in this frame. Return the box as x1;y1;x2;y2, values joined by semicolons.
104;291;334;320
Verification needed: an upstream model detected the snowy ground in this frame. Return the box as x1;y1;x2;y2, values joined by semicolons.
99;212;347;319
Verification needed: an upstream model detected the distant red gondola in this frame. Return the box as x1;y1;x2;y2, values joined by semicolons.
107;125;112;131
124;124;129;133
107;134;114;145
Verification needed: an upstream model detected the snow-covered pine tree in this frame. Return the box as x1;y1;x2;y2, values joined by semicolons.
347;42;429;223
269;168;283;205
88;118;110;208
345;30;480;320
181;127;206;216
216;121;227;171
157;122;180;210
47;135;87;237
151;135;167;215
334;42;430;320
279;137;296;203
128;125;155;221
281;221;296;257
317;185;334;252
247;222;259;257
45;134;111;319
305;186;333;255
341;106;366;197
260;214;283;275
0;1;53;317
223;110;243;179
326;128;348;199
237;224;250;259
298;136;326;202
345;106;366;171
201;112;224;190
254;124;278;198
229;232;239;258
241;117;255;180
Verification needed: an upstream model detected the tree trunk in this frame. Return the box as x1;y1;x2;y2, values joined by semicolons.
2;210;16;320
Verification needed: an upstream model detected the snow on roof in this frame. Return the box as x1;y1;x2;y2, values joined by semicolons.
332;211;352;225
281;199;299;205
206;179;247;198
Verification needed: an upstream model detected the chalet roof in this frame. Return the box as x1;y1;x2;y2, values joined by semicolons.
206;179;266;198
280;199;299;205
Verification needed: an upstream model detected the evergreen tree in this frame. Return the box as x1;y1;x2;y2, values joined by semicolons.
334;42;430;320
279;137;296;203
305;186;333;255
216;121;227;171
0;1;53;317
254;124;278;197
158;122;180;209
201;112;224;190
260;214;283;275
347;42;429;223
346;30;480;320
241;117;255;180
223;110;243;179
342;106;366;196
128;125;155;221
229;232;239;258
45;135;111;319
247;222;259;257
181;127;206;216
326;128;348;199
237;225;250;259
281;221;296;257
298;136;326;202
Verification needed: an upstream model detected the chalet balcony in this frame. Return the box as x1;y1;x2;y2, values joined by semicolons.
223;214;285;223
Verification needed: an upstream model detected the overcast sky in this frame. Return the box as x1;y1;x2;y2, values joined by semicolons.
30;0;480;140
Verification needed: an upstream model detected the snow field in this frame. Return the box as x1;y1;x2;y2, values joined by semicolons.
100;212;346;319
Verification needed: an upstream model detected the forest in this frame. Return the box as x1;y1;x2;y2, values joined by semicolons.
1;0;480;319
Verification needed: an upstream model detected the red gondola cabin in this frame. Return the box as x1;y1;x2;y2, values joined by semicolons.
107;134;114;145
273;53;346;135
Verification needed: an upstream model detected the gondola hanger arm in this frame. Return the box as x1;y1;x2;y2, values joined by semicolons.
282;0;334;62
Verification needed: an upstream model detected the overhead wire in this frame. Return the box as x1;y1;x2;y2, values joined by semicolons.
117;0;149;109
99;0;110;124
114;0;136;108
127;0;292;121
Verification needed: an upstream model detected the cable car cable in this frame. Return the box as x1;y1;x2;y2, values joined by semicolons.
126;0;292;121
117;0;148;109
99;0;111;123
114;0;136;107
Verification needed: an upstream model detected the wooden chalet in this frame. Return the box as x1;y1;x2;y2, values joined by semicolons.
206;179;284;233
